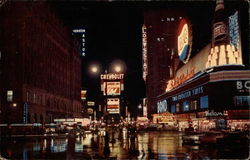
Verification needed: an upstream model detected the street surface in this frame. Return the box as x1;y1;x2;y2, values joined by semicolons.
0;128;248;159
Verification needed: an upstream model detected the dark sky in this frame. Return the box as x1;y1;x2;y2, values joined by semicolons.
49;0;249;114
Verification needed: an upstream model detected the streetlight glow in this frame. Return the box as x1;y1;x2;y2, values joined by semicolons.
91;66;98;73
115;65;121;73
110;59;126;73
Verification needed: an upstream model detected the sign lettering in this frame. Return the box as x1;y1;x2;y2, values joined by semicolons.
100;73;124;80
172;86;203;102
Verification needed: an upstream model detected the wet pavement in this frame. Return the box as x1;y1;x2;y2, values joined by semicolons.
0;128;249;159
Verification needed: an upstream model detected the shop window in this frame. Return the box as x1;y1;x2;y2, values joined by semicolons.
183;101;190;112
171;104;176;113
234;96;250;107
190;100;197;110
157;99;167;113
200;95;208;109
176;103;180;112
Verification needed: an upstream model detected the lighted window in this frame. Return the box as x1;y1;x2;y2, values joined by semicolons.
190;100;197;110
7;90;13;102
176;103;180;112
171;104;176;113
183;101;190;111
200;95;208;109
234;96;250;107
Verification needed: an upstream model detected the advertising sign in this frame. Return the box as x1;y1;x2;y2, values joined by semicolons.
100;73;124;80
107;98;120;114
106;82;121;95
87;108;93;114
80;90;87;100
142;24;148;81
229;11;241;52
177;18;192;64
7;90;13;102
213;22;227;41
72;29;86;56
87;101;95;106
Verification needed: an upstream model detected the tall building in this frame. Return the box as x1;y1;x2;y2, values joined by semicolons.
144;0;249;131
0;1;82;124
143;10;184;117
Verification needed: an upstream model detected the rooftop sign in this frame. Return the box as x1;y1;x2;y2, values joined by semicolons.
100;73;124;80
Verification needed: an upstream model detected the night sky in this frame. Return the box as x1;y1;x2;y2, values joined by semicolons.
49;0;249;114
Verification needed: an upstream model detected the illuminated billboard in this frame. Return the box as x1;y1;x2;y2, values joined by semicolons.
107;98;120;114
100;73;124;80
229;11;241;55
80;90;87;100
106;82;121;95
87;101;95;106
100;73;124;95
177;18;192;64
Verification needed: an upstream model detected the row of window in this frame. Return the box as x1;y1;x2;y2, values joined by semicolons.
157;95;250;114
26;92;82;113
234;96;250;107
170;95;208;113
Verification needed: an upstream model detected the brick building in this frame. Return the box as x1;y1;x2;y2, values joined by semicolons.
0;1;82;124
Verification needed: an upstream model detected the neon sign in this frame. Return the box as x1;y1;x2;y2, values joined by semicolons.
100;73;124;80
72;29;86;56
142;24;148;81
166;67;195;91
177;19;192;64
229;11;240;50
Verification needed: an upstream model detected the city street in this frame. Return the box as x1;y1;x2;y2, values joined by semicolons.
0;128;248;159
0;0;249;159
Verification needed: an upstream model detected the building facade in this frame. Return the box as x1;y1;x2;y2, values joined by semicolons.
143;9;184;117
144;0;249;131
0;1;82;124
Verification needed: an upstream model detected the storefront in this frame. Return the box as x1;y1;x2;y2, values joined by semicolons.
157;66;250;132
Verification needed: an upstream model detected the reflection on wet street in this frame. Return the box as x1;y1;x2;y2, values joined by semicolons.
0;128;248;159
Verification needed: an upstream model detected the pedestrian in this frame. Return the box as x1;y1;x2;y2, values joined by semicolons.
148;148;154;159
103;133;110;158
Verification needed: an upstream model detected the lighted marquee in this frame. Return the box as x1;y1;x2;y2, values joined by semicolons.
107;98;120;114
177;18;192;64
